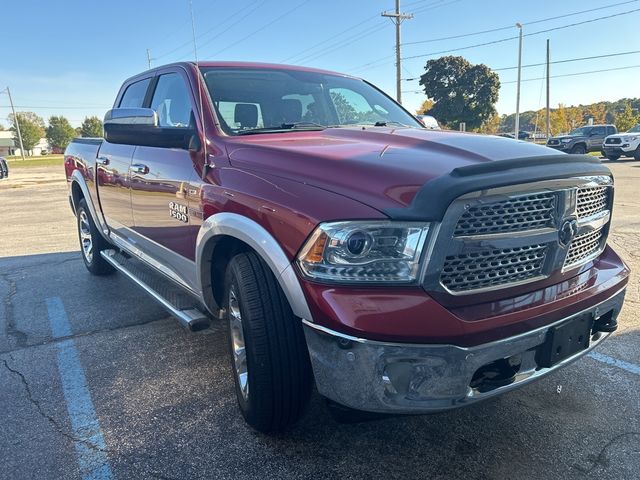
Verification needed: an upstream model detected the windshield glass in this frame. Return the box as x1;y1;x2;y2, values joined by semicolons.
200;67;422;135
627;124;640;133
568;126;591;136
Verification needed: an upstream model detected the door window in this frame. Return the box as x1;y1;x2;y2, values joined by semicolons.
119;78;151;108
150;73;193;128
591;126;605;136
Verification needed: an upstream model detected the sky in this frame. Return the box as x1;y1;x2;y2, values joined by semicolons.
1;0;639;128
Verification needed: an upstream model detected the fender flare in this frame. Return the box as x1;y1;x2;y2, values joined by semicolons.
69;170;110;241
195;212;313;321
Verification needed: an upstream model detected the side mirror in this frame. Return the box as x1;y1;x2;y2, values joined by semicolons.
104;108;197;150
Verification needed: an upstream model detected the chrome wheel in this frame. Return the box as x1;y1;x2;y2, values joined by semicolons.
228;285;249;400
79;210;93;263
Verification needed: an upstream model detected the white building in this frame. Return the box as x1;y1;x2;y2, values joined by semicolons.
0;131;50;156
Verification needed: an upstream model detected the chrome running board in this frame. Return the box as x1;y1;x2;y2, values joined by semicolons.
101;249;211;332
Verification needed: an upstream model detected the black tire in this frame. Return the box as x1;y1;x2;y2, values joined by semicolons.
571;144;586;155
76;199;114;275
223;251;312;433
634;147;640;161
606;155;620;161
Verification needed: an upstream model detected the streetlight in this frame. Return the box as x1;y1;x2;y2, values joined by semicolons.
514;23;523;139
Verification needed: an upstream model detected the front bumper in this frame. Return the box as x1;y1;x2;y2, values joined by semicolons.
603;145;635;155
303;287;625;414
547;143;571;151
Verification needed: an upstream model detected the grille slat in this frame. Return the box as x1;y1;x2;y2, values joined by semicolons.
454;193;556;236
577;186;609;219
441;244;548;292
564;228;604;268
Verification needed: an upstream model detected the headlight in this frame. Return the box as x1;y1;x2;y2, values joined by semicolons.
622;136;637;142
297;221;430;283
561;138;572;143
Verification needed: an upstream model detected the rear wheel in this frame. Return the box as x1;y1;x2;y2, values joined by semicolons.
571;144;586;155
223;251;313;433
76;199;114;275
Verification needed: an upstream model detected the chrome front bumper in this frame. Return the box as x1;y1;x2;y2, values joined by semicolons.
303;288;626;414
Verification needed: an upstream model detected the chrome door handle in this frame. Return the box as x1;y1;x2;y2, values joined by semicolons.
131;164;149;175
97;156;110;166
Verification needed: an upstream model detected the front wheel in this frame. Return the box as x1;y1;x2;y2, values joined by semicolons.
223;251;313;433
571;144;586;155
634;147;640;161
76;199;114;275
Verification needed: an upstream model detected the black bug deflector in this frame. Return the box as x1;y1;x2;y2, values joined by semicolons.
384;154;611;221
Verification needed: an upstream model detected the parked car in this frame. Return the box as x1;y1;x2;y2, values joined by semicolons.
498;131;530;140
64;62;629;432
547;124;617;154
0;156;8;179
602;124;640;160
416;114;440;130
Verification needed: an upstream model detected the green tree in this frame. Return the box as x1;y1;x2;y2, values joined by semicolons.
46;115;76;150
80;116;104;137
418;56;500;129
9;112;45;155
614;103;640;132
329;91;359;123
0;123;5;131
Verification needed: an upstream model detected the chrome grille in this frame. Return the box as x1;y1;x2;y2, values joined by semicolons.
454;192;556;236
577;186;609;219
564;228;604;268
441;245;548;292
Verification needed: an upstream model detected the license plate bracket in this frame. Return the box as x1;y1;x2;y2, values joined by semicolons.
537;314;593;368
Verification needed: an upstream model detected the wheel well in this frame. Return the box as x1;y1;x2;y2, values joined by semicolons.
573;142;587;150
71;181;84;214
206;235;251;310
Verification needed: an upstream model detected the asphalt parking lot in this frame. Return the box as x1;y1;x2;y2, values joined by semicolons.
1;161;639;480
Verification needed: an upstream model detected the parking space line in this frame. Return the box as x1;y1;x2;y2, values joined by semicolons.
46;297;115;480
588;351;640;376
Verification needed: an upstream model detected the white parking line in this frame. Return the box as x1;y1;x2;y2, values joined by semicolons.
588;351;640;376
46;297;114;480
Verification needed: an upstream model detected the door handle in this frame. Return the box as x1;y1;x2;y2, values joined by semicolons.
97;156;110;166
131;164;149;175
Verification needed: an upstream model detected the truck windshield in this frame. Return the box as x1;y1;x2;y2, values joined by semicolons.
627;124;640;133
200;67;422;135
568;127;591;136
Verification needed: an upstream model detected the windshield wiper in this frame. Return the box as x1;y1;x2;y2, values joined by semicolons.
372;120;410;127
236;122;327;135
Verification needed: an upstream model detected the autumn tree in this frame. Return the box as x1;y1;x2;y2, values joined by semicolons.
615;103;640;132
418;56;500;129
415;99;434;115
9;112;45;155
46;116;76;150
80;116;104;137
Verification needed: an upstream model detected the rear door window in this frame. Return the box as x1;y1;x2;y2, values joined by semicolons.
119;78;151;108
592;126;606;136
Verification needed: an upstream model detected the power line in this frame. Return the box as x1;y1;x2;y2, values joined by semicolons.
401;7;640;61
0;105;110;109
401;49;640;80
401;63;640;92
403;0;638;46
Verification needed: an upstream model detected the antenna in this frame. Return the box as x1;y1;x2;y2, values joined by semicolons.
189;0;208;172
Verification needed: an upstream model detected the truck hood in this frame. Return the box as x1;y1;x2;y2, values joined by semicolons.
549;135;583;142
605;132;636;139
226;127;560;212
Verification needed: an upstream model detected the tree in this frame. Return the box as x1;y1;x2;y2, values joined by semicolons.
9;112;45;155
549;104;569;135
46;115;76;150
0;123;5;131
477;114;501;134
615;103;640;132
80;116;104;137
585;103;607;124
418;56;500;129
415;98;434;115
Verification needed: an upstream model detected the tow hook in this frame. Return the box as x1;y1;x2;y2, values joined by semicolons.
592;309;618;333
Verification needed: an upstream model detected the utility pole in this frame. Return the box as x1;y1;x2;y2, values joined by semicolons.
382;0;413;104
146;48;153;70
546;39;551;139
5;87;26;161
514;23;523;138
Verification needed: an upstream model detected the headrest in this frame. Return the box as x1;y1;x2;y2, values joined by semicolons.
281;99;302;123
234;103;258;128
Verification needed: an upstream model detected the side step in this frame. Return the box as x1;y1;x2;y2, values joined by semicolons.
100;249;211;332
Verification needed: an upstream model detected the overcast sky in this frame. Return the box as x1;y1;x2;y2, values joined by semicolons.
1;0;639;127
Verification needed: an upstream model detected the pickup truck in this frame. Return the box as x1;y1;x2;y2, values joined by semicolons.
64;62;629;433
602;124;640;161
546;124;617;155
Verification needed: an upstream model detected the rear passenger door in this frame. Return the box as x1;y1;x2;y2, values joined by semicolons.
98;77;151;237
589;126;606;151
128;69;201;283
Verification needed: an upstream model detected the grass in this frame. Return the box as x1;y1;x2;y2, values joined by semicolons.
6;155;64;168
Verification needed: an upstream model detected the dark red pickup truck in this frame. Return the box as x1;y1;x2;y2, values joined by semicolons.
65;61;629;432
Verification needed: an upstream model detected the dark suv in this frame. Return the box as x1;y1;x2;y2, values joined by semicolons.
547;125;616;155
0;157;8;179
